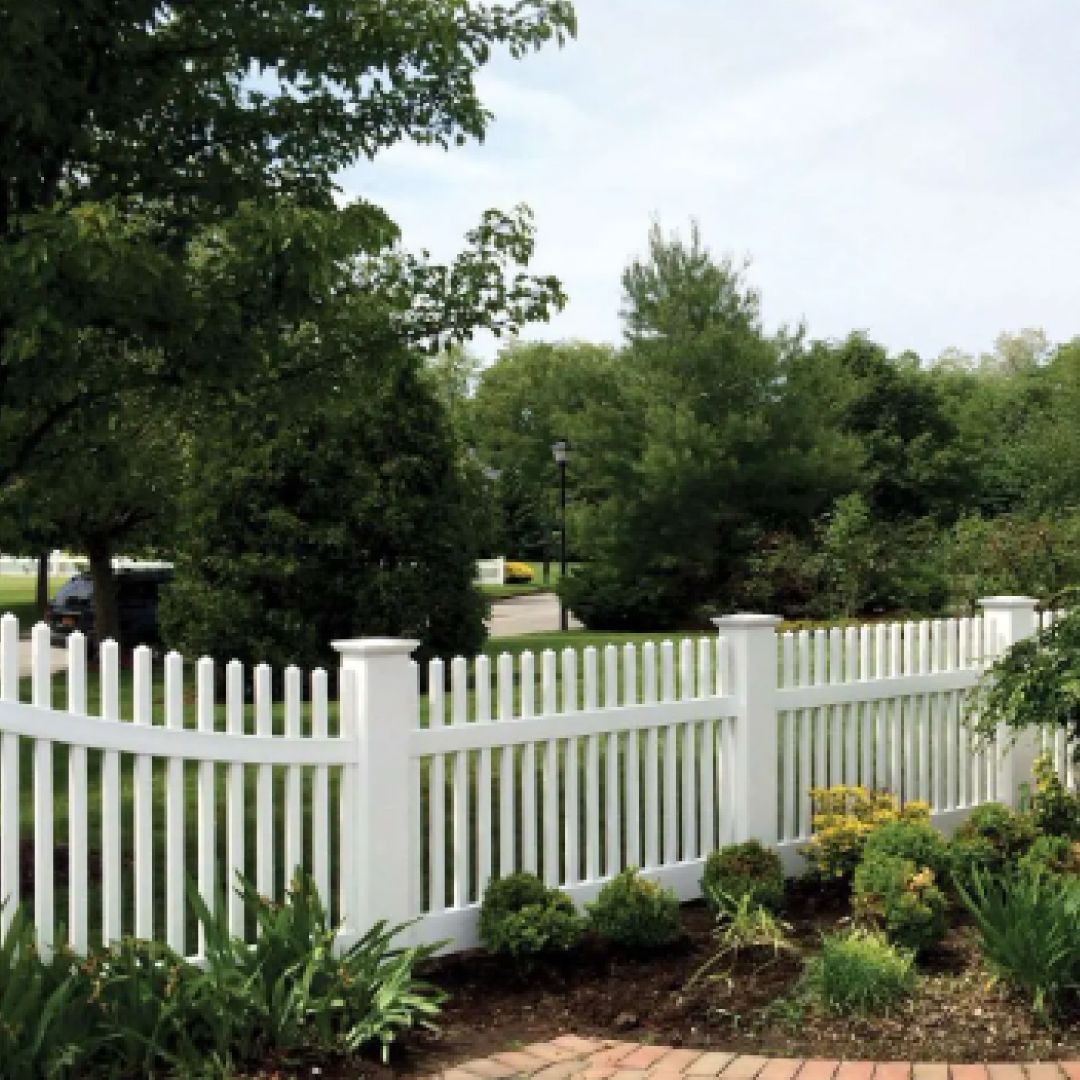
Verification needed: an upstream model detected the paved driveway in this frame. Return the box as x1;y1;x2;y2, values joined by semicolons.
487;592;581;637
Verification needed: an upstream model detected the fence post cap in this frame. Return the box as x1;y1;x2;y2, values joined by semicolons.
331;638;420;659
977;596;1040;610
710;613;783;630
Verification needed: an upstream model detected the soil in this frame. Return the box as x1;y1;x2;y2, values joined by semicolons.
401;886;1080;1075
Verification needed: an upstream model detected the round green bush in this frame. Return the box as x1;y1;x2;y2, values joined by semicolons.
479;873;584;962
949;803;1037;889
587;868;682;950
804;928;916;1016
701;840;785;913
853;852;948;954
1019;834;1080;877
861;819;949;882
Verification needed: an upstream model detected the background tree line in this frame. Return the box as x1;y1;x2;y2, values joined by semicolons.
463;224;1080;630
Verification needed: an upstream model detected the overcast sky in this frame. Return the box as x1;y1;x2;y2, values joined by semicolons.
340;1;1080;362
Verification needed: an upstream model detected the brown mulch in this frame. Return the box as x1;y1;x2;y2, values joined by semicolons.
401;887;1080;1075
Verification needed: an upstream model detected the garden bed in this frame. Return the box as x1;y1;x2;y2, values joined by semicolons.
405;890;1080;1075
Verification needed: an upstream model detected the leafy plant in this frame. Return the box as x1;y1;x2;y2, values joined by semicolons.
700;840;785;913
586;868;682;950
687;892;796;990
802;785;929;885
479;873;584;967
0;906;94;1079
1019;834;1080;877
948;802;1037;890
974;597;1080;751
853;853;947;954
801;929;916;1016
957;866;1080;1018
861;818;950;883
1030;752;1080;838
191;873;445;1065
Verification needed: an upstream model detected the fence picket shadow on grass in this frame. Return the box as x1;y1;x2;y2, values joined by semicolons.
0;597;1071;958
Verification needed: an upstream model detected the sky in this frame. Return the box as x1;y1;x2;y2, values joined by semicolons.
339;1;1080;362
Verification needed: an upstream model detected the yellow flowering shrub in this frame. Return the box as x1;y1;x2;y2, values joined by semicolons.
802;785;929;884
504;561;535;584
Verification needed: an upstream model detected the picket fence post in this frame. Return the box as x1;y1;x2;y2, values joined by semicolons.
711;613;783;846
333;638;419;941
978;596;1040;809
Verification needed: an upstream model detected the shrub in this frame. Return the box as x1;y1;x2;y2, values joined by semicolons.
802;929;916;1016
957;866;1080;1017
861;819;950;883
948;803;1037;889
1030;752;1080;839
701;840;785;913
802;786;929;885
479;873;584;964
587;868;682;950
1019;834;1080;877
853;853;947;954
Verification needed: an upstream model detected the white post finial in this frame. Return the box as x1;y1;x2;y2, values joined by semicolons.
712;614;783;847
333;638;419;943
978;596;1040;808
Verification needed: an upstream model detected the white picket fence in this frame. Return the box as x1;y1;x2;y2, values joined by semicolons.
0;597;1070;957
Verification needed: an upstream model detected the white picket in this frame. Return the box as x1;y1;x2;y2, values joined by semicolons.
561;648;580;885
427;658;446;911
475;655;492;898
520;651;538;875
451;656;470;903
623;643;641;867
226;660;247;935
604;645;621;875
583;647;600;882
165;650;186;953
255;663;274;905
497;653;515;878
697;637;716;854
32;623;53;951
67;632;88;953
541;650;559;886
100;640;122;945
197;657;217;954
133;645;154;942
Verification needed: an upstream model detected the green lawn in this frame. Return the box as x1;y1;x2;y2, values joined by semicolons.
0;575;67;626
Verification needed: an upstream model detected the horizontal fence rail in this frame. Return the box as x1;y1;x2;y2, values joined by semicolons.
0;596;1072;956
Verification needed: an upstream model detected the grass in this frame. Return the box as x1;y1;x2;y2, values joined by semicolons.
0;575;67;625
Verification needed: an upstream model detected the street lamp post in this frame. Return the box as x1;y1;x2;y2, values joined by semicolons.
552;438;570;632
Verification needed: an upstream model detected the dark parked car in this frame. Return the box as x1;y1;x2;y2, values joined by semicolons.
48;567;174;650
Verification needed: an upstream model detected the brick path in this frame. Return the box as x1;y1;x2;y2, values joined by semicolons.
426;1036;1080;1080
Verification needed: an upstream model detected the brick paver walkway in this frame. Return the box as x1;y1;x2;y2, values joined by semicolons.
427;1036;1080;1080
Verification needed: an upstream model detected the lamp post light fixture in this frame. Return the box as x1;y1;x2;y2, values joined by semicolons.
551;438;570;631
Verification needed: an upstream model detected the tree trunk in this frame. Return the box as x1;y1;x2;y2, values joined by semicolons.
86;541;120;647
36;551;49;620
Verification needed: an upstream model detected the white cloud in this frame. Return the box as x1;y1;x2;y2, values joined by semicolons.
344;0;1080;361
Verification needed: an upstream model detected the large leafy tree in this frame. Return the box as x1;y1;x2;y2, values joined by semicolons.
561;223;854;629
1;1;575;644
0;1;575;480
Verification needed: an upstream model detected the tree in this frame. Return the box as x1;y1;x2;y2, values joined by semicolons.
160;347;486;671
470;339;625;561
0;1;576;483
561;223;853;629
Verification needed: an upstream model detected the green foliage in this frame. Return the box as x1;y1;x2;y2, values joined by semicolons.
586;868;682;951
478;873;584;965
0;876;443;1078
1018;834;1080;877
700;840;785;913
957;867;1080;1018
1030;752;1080;838
853;854;947;954
948;803;1038;889
861;819;950;883
802;786;930;886
0;907;94;1079
687;892;796;990
974;601;1080;752
160;355;487;669
802;929;916;1016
